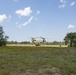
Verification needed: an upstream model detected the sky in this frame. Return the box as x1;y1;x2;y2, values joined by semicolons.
0;0;76;42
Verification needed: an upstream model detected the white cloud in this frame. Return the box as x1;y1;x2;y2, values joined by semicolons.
70;2;75;6
59;0;75;8
59;0;66;8
59;4;66;8
34;10;40;21
17;16;34;28
60;0;66;3
16;22;22;28
0;14;7;23
36;10;40;15
16;9;40;28
22;16;33;26
35;18;40;21
15;7;32;16
67;24;75;29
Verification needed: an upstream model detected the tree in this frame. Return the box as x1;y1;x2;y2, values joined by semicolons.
0;26;9;46
64;32;76;47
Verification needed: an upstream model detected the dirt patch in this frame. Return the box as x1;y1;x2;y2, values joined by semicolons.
37;66;65;75
1;65;66;75
10;66;66;75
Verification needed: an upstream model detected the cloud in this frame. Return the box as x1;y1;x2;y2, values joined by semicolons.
17;16;34;28
36;10;40;15
60;0;66;3
0;14;7;23
17;9;40;28
59;0;66;8
16;22;22;28
70;2;75;6
59;0;75;8
34;10;40;21
35;17;40;21
15;7;32;16
22;16;33;26
67;24;75;29
59;4;66;8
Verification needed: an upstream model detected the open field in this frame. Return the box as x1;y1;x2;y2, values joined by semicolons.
6;44;68;47
0;46;76;75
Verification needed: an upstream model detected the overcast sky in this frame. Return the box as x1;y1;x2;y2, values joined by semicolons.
0;0;76;42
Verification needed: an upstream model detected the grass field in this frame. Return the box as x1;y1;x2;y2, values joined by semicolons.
0;46;76;75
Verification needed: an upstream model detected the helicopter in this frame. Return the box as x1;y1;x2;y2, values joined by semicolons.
31;37;46;46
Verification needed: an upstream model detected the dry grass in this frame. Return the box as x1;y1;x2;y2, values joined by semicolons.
6;44;68;47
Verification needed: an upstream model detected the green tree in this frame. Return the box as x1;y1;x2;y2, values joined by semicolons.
64;32;76;47
0;26;9;46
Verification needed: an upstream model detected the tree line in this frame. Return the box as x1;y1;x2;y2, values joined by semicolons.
0;25;76;47
7;41;31;44
0;26;8;46
64;32;76;47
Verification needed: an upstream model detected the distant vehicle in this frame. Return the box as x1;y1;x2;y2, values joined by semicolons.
31;37;46;46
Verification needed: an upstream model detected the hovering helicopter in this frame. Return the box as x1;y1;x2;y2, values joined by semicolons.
31;37;46;46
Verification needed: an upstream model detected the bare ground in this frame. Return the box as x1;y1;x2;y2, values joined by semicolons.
10;66;66;75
